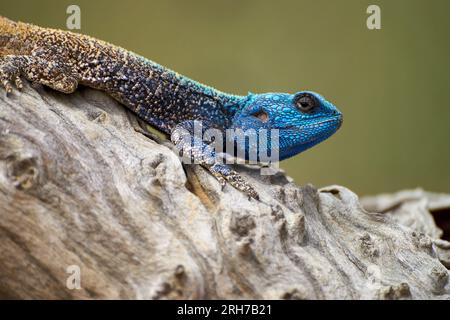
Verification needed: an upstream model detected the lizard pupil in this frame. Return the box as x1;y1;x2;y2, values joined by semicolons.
295;93;318;113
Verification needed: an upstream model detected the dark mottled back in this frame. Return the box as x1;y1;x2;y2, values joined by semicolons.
0;16;242;133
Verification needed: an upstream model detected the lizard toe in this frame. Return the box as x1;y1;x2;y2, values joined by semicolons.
1;79;13;95
14;76;23;90
208;163;259;200
0;57;23;95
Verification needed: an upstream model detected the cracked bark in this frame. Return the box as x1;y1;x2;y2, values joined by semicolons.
0;83;449;299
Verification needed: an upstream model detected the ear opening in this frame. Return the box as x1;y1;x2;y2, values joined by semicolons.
251;110;269;122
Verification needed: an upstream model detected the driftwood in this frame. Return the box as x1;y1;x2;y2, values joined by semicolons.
0;82;449;299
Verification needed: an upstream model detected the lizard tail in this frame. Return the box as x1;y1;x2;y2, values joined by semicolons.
0;15;17;29
0;16;34;55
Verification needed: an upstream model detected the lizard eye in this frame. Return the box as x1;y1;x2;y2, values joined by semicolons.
294;93;318;113
251;110;269;122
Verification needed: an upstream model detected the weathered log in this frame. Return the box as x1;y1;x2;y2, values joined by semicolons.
361;189;450;270
0;82;449;299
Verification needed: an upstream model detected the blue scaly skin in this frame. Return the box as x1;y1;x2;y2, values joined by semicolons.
0;17;342;199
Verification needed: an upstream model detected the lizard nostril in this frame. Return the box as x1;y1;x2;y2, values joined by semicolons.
333;109;342;118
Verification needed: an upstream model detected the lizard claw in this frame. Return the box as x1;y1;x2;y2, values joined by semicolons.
14;76;23;90
1;79;13;95
208;163;259;200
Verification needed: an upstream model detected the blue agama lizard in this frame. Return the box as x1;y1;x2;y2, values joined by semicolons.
0;16;343;199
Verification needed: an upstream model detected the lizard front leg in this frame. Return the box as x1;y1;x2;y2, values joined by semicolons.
0;54;78;94
171;120;259;200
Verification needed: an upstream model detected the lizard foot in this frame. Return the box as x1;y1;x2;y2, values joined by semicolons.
171;120;259;200
0;56;24;95
0;54;79;95
208;163;259;200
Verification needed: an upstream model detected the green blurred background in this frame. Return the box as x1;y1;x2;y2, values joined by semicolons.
1;0;449;195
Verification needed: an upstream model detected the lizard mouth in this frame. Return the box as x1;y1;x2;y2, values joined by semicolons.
278;115;343;145
280;115;342;132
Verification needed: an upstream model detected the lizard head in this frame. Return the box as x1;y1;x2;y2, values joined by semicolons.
230;91;343;161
